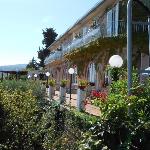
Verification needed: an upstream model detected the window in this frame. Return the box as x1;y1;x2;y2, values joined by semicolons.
88;63;96;83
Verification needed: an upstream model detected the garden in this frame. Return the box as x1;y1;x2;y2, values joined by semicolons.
0;71;150;149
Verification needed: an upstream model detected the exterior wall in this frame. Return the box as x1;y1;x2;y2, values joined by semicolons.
45;0;149;91
45;0;123;89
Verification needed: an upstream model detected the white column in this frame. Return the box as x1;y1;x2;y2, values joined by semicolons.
77;88;86;111
49;86;55;100
59;86;66;104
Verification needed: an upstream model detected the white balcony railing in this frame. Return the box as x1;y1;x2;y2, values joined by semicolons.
45;51;62;65
62;26;101;55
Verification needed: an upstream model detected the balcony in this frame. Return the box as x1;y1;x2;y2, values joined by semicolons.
62;26;101;55
45;20;148;65
45;51;63;65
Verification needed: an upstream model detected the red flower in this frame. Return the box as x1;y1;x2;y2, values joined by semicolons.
91;90;107;102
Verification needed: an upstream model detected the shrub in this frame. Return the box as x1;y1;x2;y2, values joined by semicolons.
0;81;46;149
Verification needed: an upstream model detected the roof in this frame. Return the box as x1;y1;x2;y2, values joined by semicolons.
0;71;28;75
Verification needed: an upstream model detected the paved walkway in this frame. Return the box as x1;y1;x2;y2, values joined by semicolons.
53;91;101;116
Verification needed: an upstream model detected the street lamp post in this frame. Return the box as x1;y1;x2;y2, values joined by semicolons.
109;55;123;81
34;74;37;81
45;72;50;87
68;68;75;108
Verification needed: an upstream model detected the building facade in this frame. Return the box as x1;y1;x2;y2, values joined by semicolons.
45;0;150;90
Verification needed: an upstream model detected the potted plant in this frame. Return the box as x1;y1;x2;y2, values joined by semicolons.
48;79;56;99
60;79;68;104
78;79;88;90
49;79;56;87
60;79;68;87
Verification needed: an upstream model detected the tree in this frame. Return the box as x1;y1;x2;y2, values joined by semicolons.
42;28;58;49
37;47;50;68
38;28;58;67
26;57;39;70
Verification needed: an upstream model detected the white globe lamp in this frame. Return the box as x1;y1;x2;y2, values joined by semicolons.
68;68;75;74
109;55;123;68
34;74;38;78
46;72;50;77
28;75;31;79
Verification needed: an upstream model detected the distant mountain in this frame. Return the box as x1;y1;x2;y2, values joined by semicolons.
0;64;27;71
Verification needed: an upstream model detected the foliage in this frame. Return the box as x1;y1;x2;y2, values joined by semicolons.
78;79;88;88
60;79;68;87
0;80;99;149
38;28;58;67
48;79;56;87
1;74;149;149
0;80;46;103
42;28;58;49
26;57;39;70
91;90;107;107
37;47;50;68
0;81;46;149
79;74;150;150
91;90;107;101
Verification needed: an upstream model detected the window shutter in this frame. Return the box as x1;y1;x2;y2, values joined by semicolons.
115;3;119;36
107;9;112;37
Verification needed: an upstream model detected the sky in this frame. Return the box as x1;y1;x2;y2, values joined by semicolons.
0;0;100;66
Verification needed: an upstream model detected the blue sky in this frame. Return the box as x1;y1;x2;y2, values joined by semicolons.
0;0;100;66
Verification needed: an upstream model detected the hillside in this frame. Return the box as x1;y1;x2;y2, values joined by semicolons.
0;64;27;71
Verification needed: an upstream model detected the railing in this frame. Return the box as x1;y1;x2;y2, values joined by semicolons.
118;20;148;34
45;51;63;65
62;26;101;55
45;20;148;65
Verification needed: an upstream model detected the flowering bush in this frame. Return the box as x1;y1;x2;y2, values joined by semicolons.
91;90;107;102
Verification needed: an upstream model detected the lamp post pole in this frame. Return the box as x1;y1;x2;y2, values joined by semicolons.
127;0;132;96
34;74;37;81
69;74;72;106
47;76;48;86
45;72;50;87
68;68;75;109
